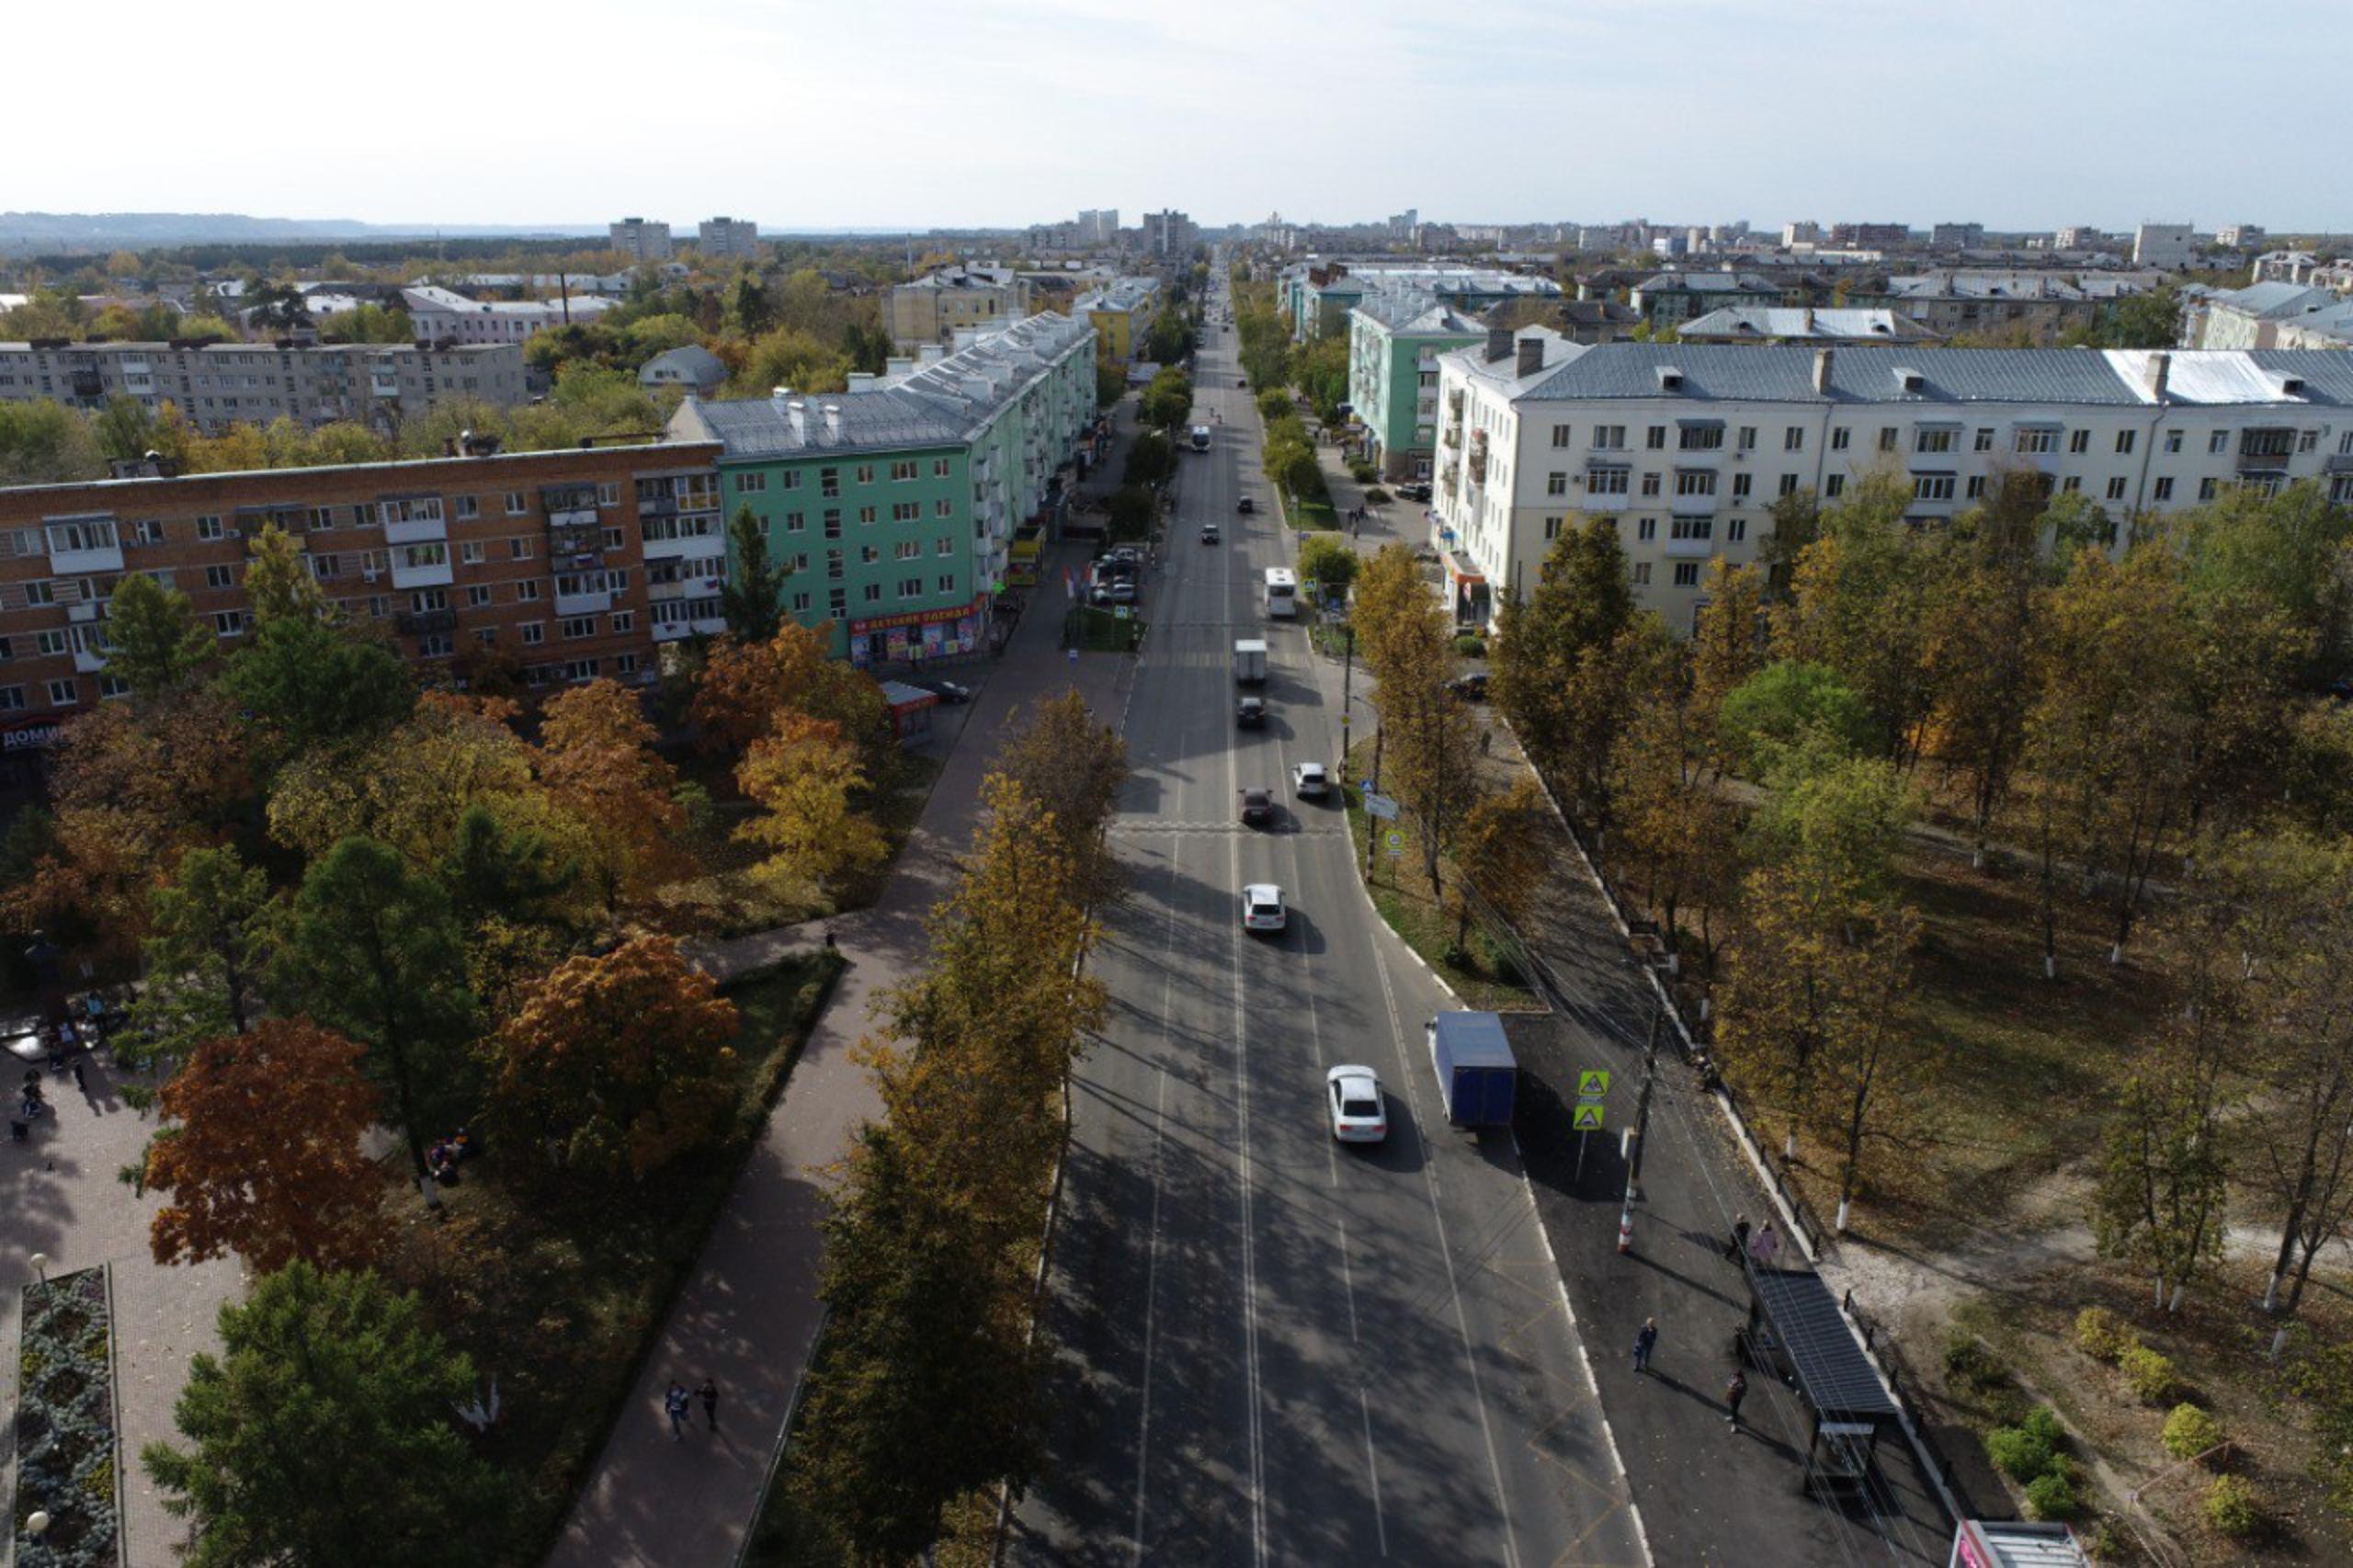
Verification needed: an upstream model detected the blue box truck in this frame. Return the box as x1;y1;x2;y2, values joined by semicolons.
1427;1011;1517;1128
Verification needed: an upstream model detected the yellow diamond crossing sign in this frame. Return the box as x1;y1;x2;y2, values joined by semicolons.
1571;1102;1606;1132
1578;1070;1610;1098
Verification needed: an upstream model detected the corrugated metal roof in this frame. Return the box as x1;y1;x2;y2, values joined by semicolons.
1679;307;1939;343
1749;1268;1898;1421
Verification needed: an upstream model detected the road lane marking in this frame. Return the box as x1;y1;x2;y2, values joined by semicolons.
1337;1219;1389;1558
1129;846;1183;1564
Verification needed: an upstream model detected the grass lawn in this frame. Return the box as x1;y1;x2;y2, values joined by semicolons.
381;950;846;1561
1287;495;1339;530
1340;742;1537;1013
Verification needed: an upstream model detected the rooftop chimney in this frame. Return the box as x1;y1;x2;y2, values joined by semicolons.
1484;324;1513;362
846;372;878;392
787;400;807;441
770;384;794;403
2143;351;2171;401
885;355;915;381
1516;336;1545;377
1812;347;1836;393
917;344;947;367
823;403;842;439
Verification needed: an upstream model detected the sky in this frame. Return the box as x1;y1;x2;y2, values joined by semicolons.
14;0;2347;233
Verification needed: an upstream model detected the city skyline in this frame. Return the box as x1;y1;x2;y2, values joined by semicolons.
14;0;2348;233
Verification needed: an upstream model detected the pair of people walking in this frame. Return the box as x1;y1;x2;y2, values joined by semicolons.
1728;1214;1779;1269
665;1379;721;1440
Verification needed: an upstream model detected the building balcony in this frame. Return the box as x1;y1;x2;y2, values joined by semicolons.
395;608;459;635
555;588;613;616
653;619;694;642
74;647;108;674
382;517;448;546
2236;450;2290;473
1664;533;1717;558
65;599;101;625
49;541;124;574
642;532;722;562
390;560;454;590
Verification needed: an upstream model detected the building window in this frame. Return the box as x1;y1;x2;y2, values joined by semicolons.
934;499;953;517
890;460;917;482
455;494;479;520
597;483;620;507
1675;471;1717;497
1636;517;1657;541
1830;427;1850;451
1779;473;1800;496
1673;562;1700;587
1972;428;1993;452
517;580;541;601
820;468;841;497
0;687;21;711
1589;468;1630;496
827;588;847;619
468;585;494;608
2106;476;2129;501
1641;472;1661;496
561;616;597;640
131;519;165;546
933;458;952;478
212;609;248;637
1915;428;1956;454
1594;426;1626;450
1825;474;1847;497
412;588;448;613
564;659;598;681
859;545;880;565
194;515;224;541
2209;430;2228;455
614;653;640;676
610;611;634;633
2116;429;2137;455
461;540;485;564
1645;426;1665;450
1631;562;1652;585
1912;473;1956;501
1727;517;1746;542
1670;517;1712;540
936;537;954;556
1543;517;1564;540
1783;426;1804;452
898;576;924;599
2015;428;2058;454
2154;476;2175;502
1738;426;1757;451
892;502;920;522
2069;429;2091;454
2164;430;2184;454
857;506;877;527
862;583;882;604
895;540;921;562
2063;476;2082;493
418;633;453;657
46;679;77;707
1550;424;1572;449
736;472;767;494
1966;476;1987;499
511;538;536;560
823;510;843;539
1732;472;1752;499
1546;472;1568;496
204;563;236;590
1678;425;1724;451
1878;427;1897;452
855;464;876;485
520;622;544;646
790;591;812;614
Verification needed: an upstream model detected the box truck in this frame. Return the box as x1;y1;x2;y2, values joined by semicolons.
1233;638;1267;685
1427;1011;1518;1128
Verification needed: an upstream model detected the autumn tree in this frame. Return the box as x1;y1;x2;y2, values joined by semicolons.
987;689;1129;908
1687;560;1767;734
268;692;540;869
1493;515;1634;791
720;502;785;643
734;710;888;903
1611;642;1744;963
143;1264;512;1568
490;937;739;1185
1449;775;1550;957
537;678;685;920
244;519;329;627
1805;902;1929;1231
125;846;273;1074
1347;542;1428;676
1772;474;1940;770
275;837;478;1187
1366;582;1477;898
147;1020;385;1271
688;623;892;766
105;571;213;699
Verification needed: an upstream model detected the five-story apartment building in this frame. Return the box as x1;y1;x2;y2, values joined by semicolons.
0;338;528;433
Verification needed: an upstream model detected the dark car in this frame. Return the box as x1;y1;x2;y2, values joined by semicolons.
1200;523;1221;544
1239;787;1274;826
913;678;972;704
1236;695;1267;727
1446;672;1490;701
1236;496;1255;515
1236;377;1246;389
1400;483;1432;503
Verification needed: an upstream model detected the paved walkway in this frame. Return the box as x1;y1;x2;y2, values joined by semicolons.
2;1046;242;1568
548;439;1138;1566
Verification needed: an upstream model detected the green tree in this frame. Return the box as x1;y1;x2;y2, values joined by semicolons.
125;846;273;1074
2099;287;2184;349
1772;473;1940;768
0;398;106;485
1296;533;1360;601
437;802;579;930
1106;484;1155;541
1719;662;1878;774
244;520;329;627
1140;367;1194;433
94;394;160;461
276;838;478;1186
104;571;213;699
222;616;415;761
143;1263;510;1568
721;502;785;642
989;689;1129;909
1492;516;1654;820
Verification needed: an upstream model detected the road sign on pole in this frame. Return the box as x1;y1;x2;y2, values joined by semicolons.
1362;790;1400;820
1571;1102;1605;1132
1383;830;1404;857
1578;1070;1611;1098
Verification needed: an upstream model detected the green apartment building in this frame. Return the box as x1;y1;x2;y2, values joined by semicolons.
1346;294;1485;481
669;312;1096;665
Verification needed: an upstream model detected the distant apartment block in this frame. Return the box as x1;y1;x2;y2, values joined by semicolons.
2215;224;2266;251
1853;271;2149;337
668;312;1096;664
884;267;1035;349
1428;335;2353;632
1345;293;1485;480
2134;222;2197;270
1828;222;1911;248
1278;265;1559;339
1077;209;1121;244
697;217;760;259
1074;278;1162;363
401;285;619;346
609;218;674;263
1144;210;1198;258
1781;221;1824;246
2052;225;2103;251
2183;282;2353;351
1627;271;1784;326
0;339;528;434
0;438;727;752
1929;222;1985;249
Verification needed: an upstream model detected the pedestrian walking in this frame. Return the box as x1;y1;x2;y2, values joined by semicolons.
1725;1369;1748;1429
698;1378;720;1432
1749;1221;1779;1269
1479;729;1493;757
70;1060;86;1093
664;1382;691;1440
1632;1317;1658;1374
1728;1214;1751;1263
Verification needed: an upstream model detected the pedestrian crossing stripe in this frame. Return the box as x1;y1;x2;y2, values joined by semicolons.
1578;1070;1610;1098
1571;1103;1605;1132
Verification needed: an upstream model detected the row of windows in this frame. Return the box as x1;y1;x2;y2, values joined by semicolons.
733;457;955;495
1542;421;2353;460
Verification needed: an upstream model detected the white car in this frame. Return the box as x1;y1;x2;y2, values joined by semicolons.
1326;1066;1388;1143
1291;761;1330;799
1241;883;1287;933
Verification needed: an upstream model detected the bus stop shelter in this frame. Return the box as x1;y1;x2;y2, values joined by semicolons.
1743;1267;1902;1497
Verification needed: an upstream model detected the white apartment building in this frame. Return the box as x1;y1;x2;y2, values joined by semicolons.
0;338;528;433
609;218;674;262
2134;222;2197;269
1429;331;2353;631
697;217;759;259
401;286;618;346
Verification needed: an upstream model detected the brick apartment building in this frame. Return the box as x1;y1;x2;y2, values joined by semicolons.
0;440;724;766
0;338;528;433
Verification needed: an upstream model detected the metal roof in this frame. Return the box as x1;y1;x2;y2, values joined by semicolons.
1430;1011;1516;1070
1678;307;1940;343
1748;1267;1898;1422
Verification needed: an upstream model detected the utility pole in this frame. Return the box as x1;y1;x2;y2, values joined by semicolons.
1365;722;1384;881
1625;987;1663;1201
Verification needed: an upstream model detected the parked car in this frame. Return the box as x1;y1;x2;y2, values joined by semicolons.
1400;483;1432;503
1326;1066;1388;1143
1290;761;1330;799
1446;672;1490;701
912;678;972;704
1236;377;1246;389
1200;522;1222;544
1236;695;1267;727
1236;496;1255;515
1239;787;1274;826
1092;580;1137;606
1240;883;1288;933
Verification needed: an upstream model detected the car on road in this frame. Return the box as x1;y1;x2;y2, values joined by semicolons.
1326;1066;1388;1143
1239;787;1274;826
1399;483;1432;503
1092;580;1137;606
1241;883;1288;933
912;678;972;704
1236;377;1246;389
1291;761;1330;798
1236;496;1255;515
1236;695;1267;727
1446;671;1490;701
1200;522;1221;544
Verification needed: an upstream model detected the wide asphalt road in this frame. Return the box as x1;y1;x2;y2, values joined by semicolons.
1011;267;1647;1567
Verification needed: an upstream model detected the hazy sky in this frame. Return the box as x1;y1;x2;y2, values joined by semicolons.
16;0;2345;233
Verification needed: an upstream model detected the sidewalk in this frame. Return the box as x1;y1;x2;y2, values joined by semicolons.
1485;733;1960;1566
547;538;1137;1562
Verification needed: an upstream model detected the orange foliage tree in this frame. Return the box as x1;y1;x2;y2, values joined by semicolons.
146;1019;386;1272
688;624;890;764
734;710;889;901
489;936;739;1185
536;678;686;918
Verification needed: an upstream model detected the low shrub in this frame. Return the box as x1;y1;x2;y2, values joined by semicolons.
2162;1403;2224;1465
2020;1406;2067;1453
2120;1346;2178;1405
1986;1423;2056;1482
1452;634;1488;658
1347;460;1377;484
1365;486;1392;505
2204;1474;2262;1540
2074;1306;2135;1365
1944;1333;1998;1384
2024;1471;2079;1521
